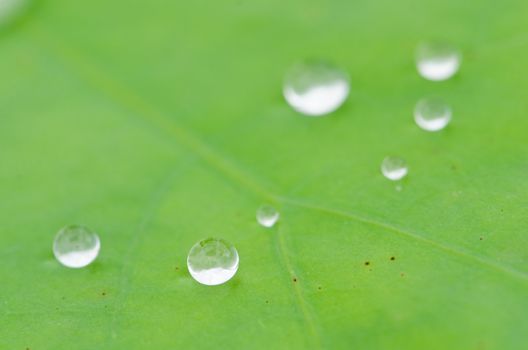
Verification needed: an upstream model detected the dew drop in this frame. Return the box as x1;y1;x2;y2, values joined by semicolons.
187;238;239;286
53;225;100;268
416;42;461;81
381;156;408;181
256;204;279;228
414;97;452;132
283;60;349;116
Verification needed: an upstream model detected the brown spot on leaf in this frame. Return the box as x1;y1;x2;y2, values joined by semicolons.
390;256;395;261
292;278;297;283
364;261;370;266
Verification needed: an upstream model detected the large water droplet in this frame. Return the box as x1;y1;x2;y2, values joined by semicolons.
283;60;349;116
187;238;239;286
414;97;452;132
256;205;279;228
0;0;28;25
416;42;461;81
53;225;100;268
381;156;408;181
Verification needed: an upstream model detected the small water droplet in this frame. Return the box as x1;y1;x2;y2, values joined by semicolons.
414;97;452;132
187;238;239;286
283;60;349;116
381;156;408;181
416;42;461;81
53;225;100;268
256;205;279;228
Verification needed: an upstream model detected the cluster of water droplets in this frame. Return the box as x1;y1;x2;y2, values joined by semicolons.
52;203;283;285
378;41;459;183
413;41;459;132
47;40;462;286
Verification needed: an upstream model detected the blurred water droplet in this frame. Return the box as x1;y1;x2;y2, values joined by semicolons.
0;0;28;25
416;42;461;81
256;205;279;228
187;238;239;286
381;156;408;181
414;97;452;131
53;225;100;268
283;60;349;116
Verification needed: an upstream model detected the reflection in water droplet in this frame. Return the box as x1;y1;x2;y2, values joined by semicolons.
381;156;408;181
416;42;461;81
283;60;349;116
53;225;100;268
414;97;452;132
256;205;279;228
187;238;239;286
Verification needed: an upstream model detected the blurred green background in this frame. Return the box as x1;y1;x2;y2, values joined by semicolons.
1;0;528;349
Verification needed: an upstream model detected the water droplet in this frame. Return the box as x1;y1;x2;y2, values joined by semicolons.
414;97;452;131
53;225;100;268
0;0;28;25
187;238;239;286
256;205;279;228
381;156;408;181
283;60;349;116
416;42;461;81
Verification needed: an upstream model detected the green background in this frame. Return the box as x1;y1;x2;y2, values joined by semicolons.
1;0;528;349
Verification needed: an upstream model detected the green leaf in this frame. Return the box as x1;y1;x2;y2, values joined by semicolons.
2;0;527;349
